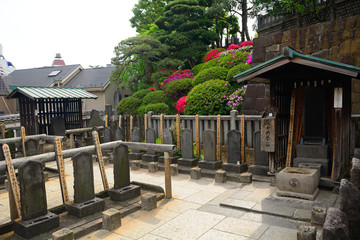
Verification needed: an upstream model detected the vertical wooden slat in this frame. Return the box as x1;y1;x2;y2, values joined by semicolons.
160;114;163;144
144;114;147;141
130;116;133;141
164;152;172;199
217;115;221;161
241;115;245;164
196;115;200;156
176;114;180;151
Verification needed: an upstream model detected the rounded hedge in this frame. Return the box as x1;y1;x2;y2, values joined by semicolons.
137;104;147;115
142;90;166;105
191;63;204;76
162;78;193;99
226;63;251;83
199;58;218;72
116;96;142;115
192;66;228;86
145;103;170;114
132;89;151;100
185;80;232;115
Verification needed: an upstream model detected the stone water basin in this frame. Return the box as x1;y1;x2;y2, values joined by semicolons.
276;167;320;200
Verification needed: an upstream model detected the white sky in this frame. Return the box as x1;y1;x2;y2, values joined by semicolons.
1;0;256;70
0;0;139;69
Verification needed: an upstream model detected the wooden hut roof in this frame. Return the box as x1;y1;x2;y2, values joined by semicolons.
235;47;360;83
6;86;98;100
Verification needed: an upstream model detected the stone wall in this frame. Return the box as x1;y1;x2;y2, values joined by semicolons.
240;83;270;115
248;15;360;114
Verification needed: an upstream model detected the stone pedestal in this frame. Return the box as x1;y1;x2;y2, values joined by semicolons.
130;160;141;170
141;193;157;211
297;225;316;240
170;164;178;176
102;208;122;231
177;158;198;174
190;167;201;179
148;162;159;173
108;185;140;202
66;197;105;218
129;152;143;161
276;167;320;200
239;172;253;183
222;163;248;182
198;160;222;178
158;156;178;171
13;212;59;239
215;170;226;183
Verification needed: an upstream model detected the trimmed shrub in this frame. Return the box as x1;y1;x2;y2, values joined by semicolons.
132;89;151;99
116;96;142;115
162;78;193;99
137;105;147;115
200;58;218;71
142;90;166;105
218;51;249;69
226;63;251;83
192;66;228;86
185;80;232;115
145;103;169;114
191;63;204;76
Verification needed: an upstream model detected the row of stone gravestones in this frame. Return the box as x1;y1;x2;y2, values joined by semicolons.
127;126;268;181
12;143;140;239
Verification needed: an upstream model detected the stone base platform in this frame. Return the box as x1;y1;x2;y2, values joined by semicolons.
108;185;141;202
248;165;269;176
177;158;198;174
276;188;320;201
142;154;158;163
66;197;105;218
129;152;143;161
158;156;178;171
198;160;222;170
222;163;247;173
13;212;59;239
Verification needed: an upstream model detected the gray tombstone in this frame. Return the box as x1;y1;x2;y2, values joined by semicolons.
50;117;66;136
73;152;95;203
131;127;140;154
181;129;193;159
88;110;104;127
105;104;113;118
158;128;178;169
248;130;269;175
227;130;241;164
66;152;105;217
203;130;216;161
14;161;59;239
104;127;113;143
198;129;222;173
25;139;40;156
114;127;125;141
142;128;158;163
108;144;141;201
19;161;47;220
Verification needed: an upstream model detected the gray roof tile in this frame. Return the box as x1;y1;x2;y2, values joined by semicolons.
64;66;115;89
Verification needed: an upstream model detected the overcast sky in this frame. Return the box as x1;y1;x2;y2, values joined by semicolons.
1;0;139;69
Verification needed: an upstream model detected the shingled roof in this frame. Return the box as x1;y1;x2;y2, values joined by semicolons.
64;66;115;89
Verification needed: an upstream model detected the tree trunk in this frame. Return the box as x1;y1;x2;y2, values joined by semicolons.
241;0;251;40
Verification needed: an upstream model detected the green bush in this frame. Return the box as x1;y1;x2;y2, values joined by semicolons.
142;90;166;105
162;78;193;99
145;103;170;114
192;67;228;86
200;58;218;71
137;105;147;115
116;96;142;115
185;80;232;115
226;63;251;83
191;63;204;75
132;89;151;99
218;51;249;69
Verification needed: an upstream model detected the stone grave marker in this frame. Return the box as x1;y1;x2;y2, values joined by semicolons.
129;127;143;161
142;128;158;166
108;144;140;201
177;129;198;174
222;130;247;179
114;127;125;141
104;127;113;143
198;129;222;177
158;128;178;170
50;117;66;136
25;139;40;156
65;152;105;218
105;104;113;119
13;161;59;239
88;110;104;127
249;130;269;175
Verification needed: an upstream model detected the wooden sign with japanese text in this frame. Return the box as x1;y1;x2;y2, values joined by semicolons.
261;117;276;152
93;131;109;190
3;144;22;219
55;137;69;204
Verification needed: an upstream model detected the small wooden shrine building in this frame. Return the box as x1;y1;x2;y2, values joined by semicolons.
235;47;360;180
6;86;97;135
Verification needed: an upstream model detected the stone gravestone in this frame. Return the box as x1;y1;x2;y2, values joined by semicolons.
65;152;105;218
50;117;66;136
105;104;113;119
114;127;125;141
142;128;158;167
103;127;114;162
177;129;198;174
129;127;143;161
222;130;247;180
248;130;269;175
198;129;222;178
88;110;104;127
158;128;178;171
25;139;40;156
13;161;59;239
108;144;140;201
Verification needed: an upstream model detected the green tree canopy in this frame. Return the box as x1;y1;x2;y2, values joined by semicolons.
155;0;218;68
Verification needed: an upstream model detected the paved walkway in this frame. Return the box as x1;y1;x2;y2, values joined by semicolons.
0;159;336;239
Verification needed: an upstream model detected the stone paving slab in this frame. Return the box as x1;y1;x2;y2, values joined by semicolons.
198;229;255;240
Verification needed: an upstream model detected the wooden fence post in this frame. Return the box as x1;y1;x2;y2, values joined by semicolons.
241;115;245;164
160;114;164;144
176;114;180;151
130;116;133;141
144;114;147;141
196;114;200;156
217;115;221;161
164;152;172;199
21;126;26;157
1;123;5;139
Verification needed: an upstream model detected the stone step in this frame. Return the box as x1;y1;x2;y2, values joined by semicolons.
296;144;329;159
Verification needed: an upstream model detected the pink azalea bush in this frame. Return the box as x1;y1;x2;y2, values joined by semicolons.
246;53;252;64
227;44;241;50
163;69;194;85
176;96;187;114
225;85;247;111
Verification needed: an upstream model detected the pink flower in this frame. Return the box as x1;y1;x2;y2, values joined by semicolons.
246;54;252;64
176;96;187;114
227;44;241;50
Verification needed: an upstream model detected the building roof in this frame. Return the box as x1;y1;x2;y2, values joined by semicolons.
235;47;360;83
64;66;115;89
5;64;81;87
6;86;98;100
